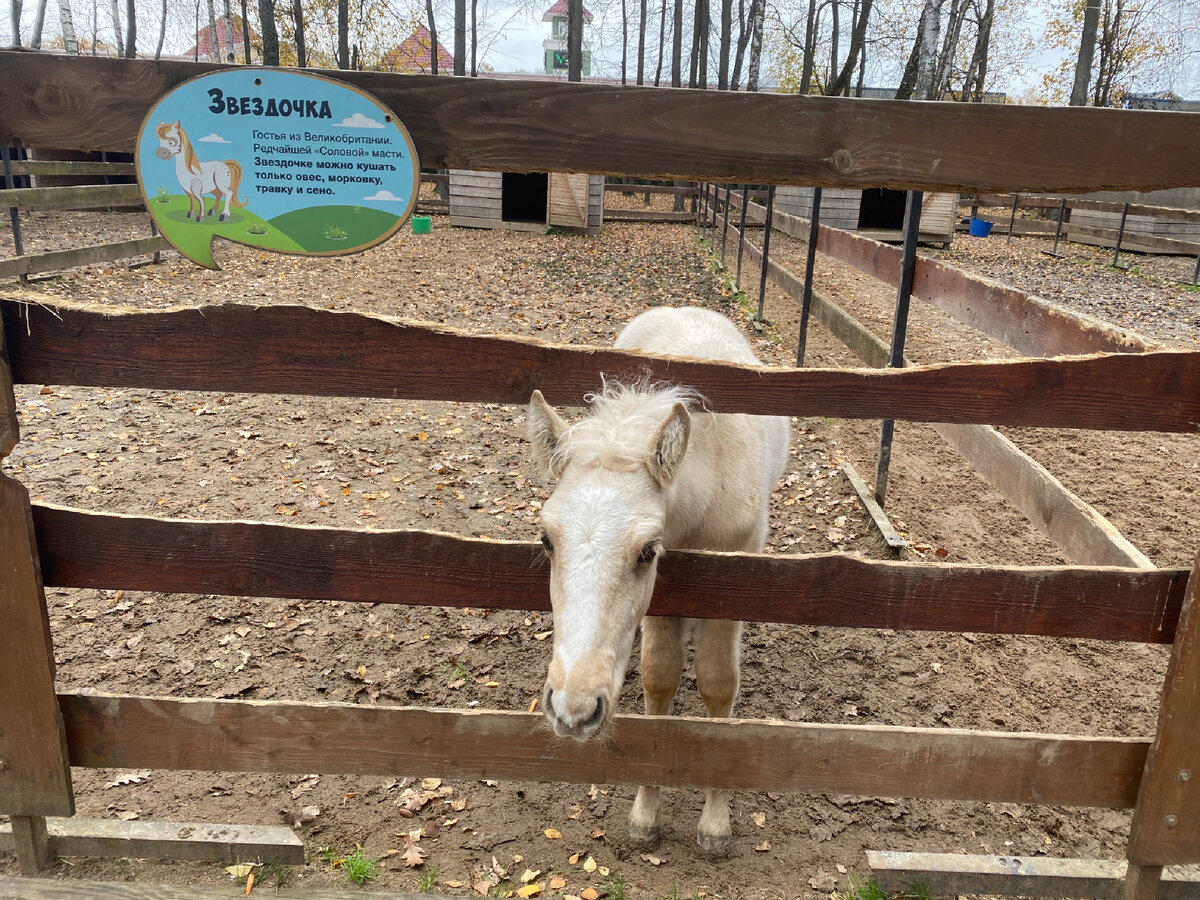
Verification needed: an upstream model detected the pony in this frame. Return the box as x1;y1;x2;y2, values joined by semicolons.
154;121;247;222
526;306;790;855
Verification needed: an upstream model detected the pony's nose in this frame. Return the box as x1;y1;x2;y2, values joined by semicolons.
544;685;608;741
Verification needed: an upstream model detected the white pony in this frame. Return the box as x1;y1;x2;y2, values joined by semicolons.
155;121;247;222
526;306;790;855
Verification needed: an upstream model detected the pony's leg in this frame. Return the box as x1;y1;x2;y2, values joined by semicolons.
629;615;684;845
693;617;743;856
212;188;227;221
189;179;205;221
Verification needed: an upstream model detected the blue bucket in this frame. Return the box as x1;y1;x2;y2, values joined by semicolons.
969;217;994;237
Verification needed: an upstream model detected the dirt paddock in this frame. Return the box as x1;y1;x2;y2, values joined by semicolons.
2;206;1198;899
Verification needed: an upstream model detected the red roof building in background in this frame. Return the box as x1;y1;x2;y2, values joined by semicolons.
185;15;255;63
380;26;455;73
541;0;593;22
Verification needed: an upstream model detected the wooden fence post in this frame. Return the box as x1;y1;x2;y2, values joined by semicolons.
0;312;75;875
1125;549;1200;896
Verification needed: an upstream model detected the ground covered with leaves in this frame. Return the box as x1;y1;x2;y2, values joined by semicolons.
2;202;1199;899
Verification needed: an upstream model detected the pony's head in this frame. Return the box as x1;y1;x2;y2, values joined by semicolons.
155;121;182;161
526;382;694;741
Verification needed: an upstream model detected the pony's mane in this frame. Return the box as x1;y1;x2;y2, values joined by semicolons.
553;377;705;471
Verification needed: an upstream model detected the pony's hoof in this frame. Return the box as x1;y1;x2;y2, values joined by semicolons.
696;831;733;857
628;823;660;846
219;215;228;222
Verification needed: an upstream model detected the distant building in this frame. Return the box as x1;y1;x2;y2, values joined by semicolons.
380;26;455;74
185;15;255;63
1125;92;1200;111
542;0;592;77
855;86;1008;103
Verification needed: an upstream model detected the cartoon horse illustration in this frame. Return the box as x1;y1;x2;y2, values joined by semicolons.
155;121;248;222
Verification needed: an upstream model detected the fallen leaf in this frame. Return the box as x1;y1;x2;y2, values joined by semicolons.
290;805;320;828
582;856;597;873
475;881;494;896
598;866;610;877
569;852;581;865
444;880;465;888
550;875;568;889
809;870;838;892
226;863;259;879
591;827;606;839
105;770;152;789
403;841;428;868
521;868;542;883
640;853;665;865
754;840;771;852
421;777;443;790
517;884;542;898
752;812;767;828
581;889;601;900
545;828;563;839
289;774;320;798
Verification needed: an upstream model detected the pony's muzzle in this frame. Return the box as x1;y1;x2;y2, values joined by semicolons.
155;147;172;160
543;683;608;741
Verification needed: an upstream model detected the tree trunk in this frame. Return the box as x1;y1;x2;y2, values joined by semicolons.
746;0;763;90
454;0;465;74
110;0;124;55
798;0;817;94
717;0;732;88
933;0;965;97
637;0;646;83
670;0;681;85
240;0;250;61
220;0;232;60
292;0;305;66
827;0;873;96
914;0;944;99
828;0;839;91
30;0;47;47
654;0;665;83
1071;0;1101;105
567;0;583;80
698;0;709;87
124;0;135;56
337;0;348;68
730;0;747;88
426;0;438;73
154;0;166;58
10;0;22;47
205;0;218;60
963;0;994;101
470;0;477;75
257;0;279;65
621;0;627;83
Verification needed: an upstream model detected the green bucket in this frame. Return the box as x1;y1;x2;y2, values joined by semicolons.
411;216;432;235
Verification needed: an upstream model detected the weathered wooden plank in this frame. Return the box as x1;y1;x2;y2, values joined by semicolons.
0;236;169;278
30;504;1188;642
0;876;435;900
3;53;1200;193
4;300;1199;432
730;193;1155;355
1065;223;1200;255
604;209;696;222
730;217;1156;569
1129;553;1200;865
968;194;1200;225
0;183;143;210
869;851;1200;900
0;817;304;865
603;183;698;195
7;817;52;877
0;312;17;458
58;692;1151;808
0;478;74;819
7;160;135;177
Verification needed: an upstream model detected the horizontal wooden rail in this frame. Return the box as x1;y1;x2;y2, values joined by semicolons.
3;300;1199;431
604;209;697;223
3;53;1200;193
31;504;1188;642
58;692;1151;808
729;192;1155;355
0;183;143;210
604;183;698;195
965;194;1200;225
5;161;135;177
0;237;168;279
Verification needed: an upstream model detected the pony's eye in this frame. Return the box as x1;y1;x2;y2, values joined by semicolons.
637;541;659;566
540;533;554;554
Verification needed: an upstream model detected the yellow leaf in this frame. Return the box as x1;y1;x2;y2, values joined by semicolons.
550;876;568;890
582;856;597;873
517;884;542;898
521;869;542;884
598;866;610;877
544;828;563;839
752;811;767;828
444;880;465;888
569;853;581;865
226;863;258;879
581;889;601;900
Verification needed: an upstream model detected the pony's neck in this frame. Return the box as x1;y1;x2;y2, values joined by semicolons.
177;128;200;175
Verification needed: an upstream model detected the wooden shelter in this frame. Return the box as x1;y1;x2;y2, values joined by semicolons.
449;169;604;235
774;186;958;246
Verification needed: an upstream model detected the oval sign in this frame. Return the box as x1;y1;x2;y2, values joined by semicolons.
136;69;420;269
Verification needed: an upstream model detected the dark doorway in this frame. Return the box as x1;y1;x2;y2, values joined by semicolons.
502;172;549;223
857;188;908;230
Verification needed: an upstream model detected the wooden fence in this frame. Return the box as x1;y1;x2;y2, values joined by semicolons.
1;51;1200;900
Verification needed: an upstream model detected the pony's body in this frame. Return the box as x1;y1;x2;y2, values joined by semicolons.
527;307;789;854
155;121;247;222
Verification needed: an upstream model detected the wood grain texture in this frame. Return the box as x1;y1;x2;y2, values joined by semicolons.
7;817;52;876
0;313;16;458
0;183;143;210
58;692;1151;808
727;214;1155;569
0;875;436;899
0;816;304;865
1129;554;1200;864
30;504;1188;642
4;300;1200;432
2;52;1200;193
0;476;74;817
0;237;169;279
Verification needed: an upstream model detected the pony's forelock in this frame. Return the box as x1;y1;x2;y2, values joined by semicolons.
550;376;706;473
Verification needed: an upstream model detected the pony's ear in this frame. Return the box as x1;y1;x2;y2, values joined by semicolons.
526;390;570;480
648;402;691;486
